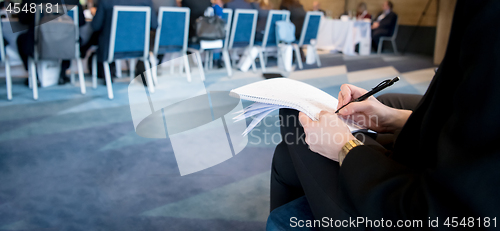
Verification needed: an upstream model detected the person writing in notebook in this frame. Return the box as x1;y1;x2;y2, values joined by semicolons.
270;0;500;228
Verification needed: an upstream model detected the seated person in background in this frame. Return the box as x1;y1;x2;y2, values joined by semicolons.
280;0;306;41
251;0;274;42
17;0;85;85
224;0;253;10
371;0;397;48
312;1;325;15
212;0;224;17
356;2;371;20
181;0;212;41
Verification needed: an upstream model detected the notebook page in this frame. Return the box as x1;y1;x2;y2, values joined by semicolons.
231;78;339;121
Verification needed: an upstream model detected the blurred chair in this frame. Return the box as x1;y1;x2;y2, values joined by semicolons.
151;7;204;82
0;20;12;100
377;18;399;55
189;8;233;77
254;10;290;72
92;6;155;99
31;4;86;100
228;9;258;72
66;5;87;94
295;11;323;68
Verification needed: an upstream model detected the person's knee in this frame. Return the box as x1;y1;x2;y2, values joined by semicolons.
376;93;399;107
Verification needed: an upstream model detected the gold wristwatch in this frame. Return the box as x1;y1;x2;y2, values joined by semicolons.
339;139;364;166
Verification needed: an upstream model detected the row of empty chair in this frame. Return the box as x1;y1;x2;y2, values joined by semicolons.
1;6;324;100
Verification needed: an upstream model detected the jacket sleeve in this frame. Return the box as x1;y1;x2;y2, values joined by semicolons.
337;0;500;223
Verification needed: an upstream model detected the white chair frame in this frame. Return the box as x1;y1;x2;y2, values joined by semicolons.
0;19;12;100
198;8;233;77
93;6;154;99
151;7;205;83
255;10;290;72
295;11;324;68
31;4;86;100
228;9;258;73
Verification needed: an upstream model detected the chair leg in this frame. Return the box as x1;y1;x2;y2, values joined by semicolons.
377;40;383;55
313;45;321;67
170;53;175;75
222;49;232;77
292;44;303;70
231;49;237;67
129;58;136;79
183;53;192;82
149;54;159;86
209;51;214;70
29;58;38;100
115;60;122;78
103;62;114;99
70;59;76;85
392;39;398;54
5;58;12;100
251;59;257;73
258;48;266;73
77;58;86;94
92;54;98;89
194;51;205;81
204;51;209;71
142;58;155;94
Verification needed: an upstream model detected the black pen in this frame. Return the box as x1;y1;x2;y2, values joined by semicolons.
335;77;400;113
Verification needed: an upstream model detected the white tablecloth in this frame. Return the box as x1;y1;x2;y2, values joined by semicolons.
316;19;372;56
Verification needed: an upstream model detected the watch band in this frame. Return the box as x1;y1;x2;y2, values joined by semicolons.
339;139;364;166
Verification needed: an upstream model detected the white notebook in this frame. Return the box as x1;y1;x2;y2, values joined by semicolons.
230;78;366;136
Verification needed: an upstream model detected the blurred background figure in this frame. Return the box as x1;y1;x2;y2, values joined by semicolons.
312;1;325;15
224;0;253;10
152;0;177;15
280;0;306;41
252;0;274;42
356;2;371;20
371;0;397;49
182;0;212;41
16;0;86;86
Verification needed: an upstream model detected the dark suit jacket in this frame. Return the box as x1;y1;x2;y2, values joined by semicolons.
338;0;500;224
91;0;157;62
181;0;211;39
224;0;253;10
373;11;397;37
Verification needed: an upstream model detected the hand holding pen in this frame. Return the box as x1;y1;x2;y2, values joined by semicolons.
335;77;411;133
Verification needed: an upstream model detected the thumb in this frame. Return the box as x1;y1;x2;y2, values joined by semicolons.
338;101;373;116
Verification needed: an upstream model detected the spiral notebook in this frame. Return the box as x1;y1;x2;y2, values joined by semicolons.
229;78;366;136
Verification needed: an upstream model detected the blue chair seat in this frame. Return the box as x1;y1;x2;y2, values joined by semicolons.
188;43;201;50
266;196;319;231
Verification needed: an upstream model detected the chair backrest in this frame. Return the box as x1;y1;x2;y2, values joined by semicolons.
298;11;323;46
262;10;290;48
65;5;81;57
108;6;151;62
0;17;5;62
391;17;399;39
154;7;190;55
221;8;233;48
228;9;258;49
